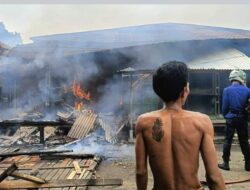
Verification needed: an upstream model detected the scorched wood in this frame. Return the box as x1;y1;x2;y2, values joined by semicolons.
0;120;72;127
0;178;123;189
0;149;73;157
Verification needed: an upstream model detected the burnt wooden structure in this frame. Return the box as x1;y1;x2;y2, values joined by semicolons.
0;152;122;189
0;120;71;144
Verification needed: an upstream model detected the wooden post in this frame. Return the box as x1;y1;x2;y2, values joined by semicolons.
39;126;45;144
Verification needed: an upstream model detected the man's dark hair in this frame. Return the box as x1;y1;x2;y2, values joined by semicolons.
153;61;188;102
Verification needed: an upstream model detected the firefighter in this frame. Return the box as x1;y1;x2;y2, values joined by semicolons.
219;69;250;171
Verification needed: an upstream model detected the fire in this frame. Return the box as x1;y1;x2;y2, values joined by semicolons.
72;80;91;110
72;81;91;100
75;102;84;110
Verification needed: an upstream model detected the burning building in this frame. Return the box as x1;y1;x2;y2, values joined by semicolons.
1;23;250;139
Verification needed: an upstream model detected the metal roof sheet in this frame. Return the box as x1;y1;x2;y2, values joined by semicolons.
67;112;97;139
187;49;250;70
10;23;250;59
31;23;250;44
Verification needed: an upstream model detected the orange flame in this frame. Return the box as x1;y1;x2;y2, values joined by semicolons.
72;81;91;100
75;102;84;110
72;80;91;110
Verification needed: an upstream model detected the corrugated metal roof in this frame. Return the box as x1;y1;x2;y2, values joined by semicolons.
31;23;250;44
67;112;97;139
10;23;250;59
98;118;117;144
187;49;250;70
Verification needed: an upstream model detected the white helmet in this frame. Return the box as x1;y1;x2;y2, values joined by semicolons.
229;69;246;85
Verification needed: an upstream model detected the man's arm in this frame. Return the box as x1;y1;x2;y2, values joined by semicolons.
135;116;148;190
200;115;226;190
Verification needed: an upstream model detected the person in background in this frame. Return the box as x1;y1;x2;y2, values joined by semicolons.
135;61;225;190
219;69;250;171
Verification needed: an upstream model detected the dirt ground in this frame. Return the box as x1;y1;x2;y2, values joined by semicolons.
87;143;250;190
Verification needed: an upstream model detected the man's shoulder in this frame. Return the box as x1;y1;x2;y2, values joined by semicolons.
183;111;212;133
224;85;231;92
136;111;161;127
241;85;250;92
137;111;158;121
184;110;210;120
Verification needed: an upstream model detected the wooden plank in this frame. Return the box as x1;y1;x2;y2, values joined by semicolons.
0;120;71;127
84;159;92;167
76;159;92;190
70;167;89;190
38;161;57;179
46;159;64;180
29;161;44;176
0;164;15;168
1;156;23;164
88;157;101;171
10;171;46;184
47;159;73;190
40;161;59;190
67;171;77;179
59;158;70;167
0;149;73;157
73;161;82;174
48;168;64;190
40;154;95;160
20;165;89;170
78;169;86;179
30;160;48;176
0;163;17;182
45;168;58;180
50;169;70;190
47;159;71;190
61;160;75;190
82;171;90;179
0;179;123;189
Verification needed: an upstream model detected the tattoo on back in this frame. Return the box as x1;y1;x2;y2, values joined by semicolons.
152;118;164;142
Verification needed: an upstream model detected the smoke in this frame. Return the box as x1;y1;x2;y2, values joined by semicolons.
0;51;98;119
0;24;246;122
0;22;22;47
62;127;134;159
0;39;136;120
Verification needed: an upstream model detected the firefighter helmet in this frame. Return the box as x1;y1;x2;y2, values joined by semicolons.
229;69;246;85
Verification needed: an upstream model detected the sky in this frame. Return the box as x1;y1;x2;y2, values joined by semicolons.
0;4;250;43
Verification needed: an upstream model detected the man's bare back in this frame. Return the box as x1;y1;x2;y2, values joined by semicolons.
135;61;225;190
136;109;225;190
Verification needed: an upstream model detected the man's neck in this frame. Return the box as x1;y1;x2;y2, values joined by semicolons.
163;100;183;111
232;81;241;85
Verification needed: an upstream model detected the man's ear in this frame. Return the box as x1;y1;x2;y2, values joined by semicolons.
181;85;189;97
180;89;185;98
184;84;190;96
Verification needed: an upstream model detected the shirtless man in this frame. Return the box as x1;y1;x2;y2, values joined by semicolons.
135;61;225;190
